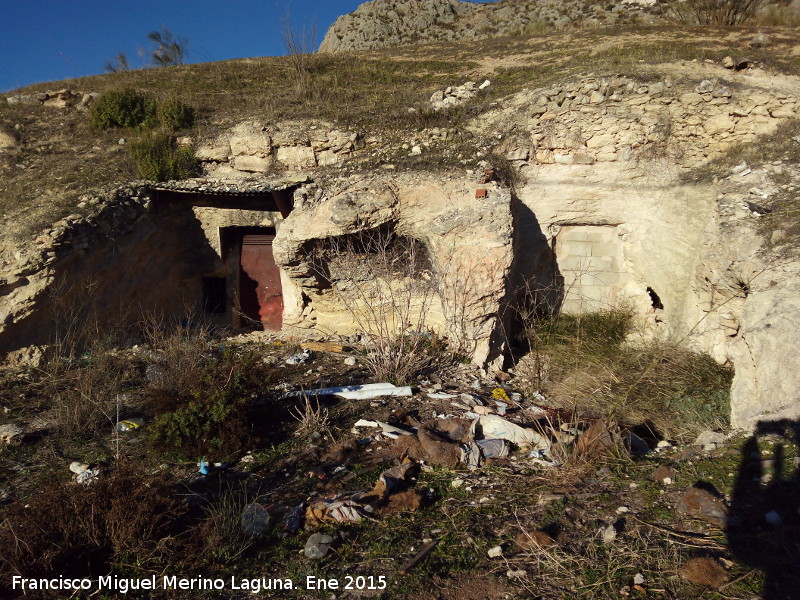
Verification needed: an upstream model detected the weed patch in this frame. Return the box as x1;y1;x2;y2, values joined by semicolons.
128;130;199;181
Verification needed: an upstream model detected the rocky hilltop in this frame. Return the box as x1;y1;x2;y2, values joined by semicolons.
319;0;665;53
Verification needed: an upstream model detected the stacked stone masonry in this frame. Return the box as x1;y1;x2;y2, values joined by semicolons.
197;120;366;176
499;77;798;167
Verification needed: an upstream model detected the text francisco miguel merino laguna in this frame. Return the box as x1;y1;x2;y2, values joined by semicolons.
12;574;389;593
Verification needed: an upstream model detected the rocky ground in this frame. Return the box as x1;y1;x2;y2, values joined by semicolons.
0;325;796;599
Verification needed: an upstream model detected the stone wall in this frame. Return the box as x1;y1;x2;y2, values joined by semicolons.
555;225;631;314
492;76;796;168
197;120;366;176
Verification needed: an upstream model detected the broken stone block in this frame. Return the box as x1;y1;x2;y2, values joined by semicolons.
676;485;727;527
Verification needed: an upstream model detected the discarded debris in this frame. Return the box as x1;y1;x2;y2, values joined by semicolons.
399;539;439;574
285;382;412;400
285;348;313;365
472;414;549;449
241;503;272;537
306;494;374;525
304;533;333;559
115;418;144;433
528;448;559;468
601;523;618;544
353;419;414;439
574;419;617;457
428;392;458;400
69;461;99;485
487;545;504;558
301;341;347;353
282;503;305;534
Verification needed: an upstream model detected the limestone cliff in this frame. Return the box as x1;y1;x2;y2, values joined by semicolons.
319;0;665;53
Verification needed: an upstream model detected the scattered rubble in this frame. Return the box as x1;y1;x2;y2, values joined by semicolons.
286;382;413;400
429;80;490;111
241;503;273;537
304;533;333;559
693;430;727;451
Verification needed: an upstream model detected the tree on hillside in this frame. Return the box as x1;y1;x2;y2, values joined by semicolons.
283;19;317;96
148;26;188;67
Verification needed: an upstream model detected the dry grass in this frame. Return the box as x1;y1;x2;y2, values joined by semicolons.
290;392;330;435
0;461;183;580
513;308;733;440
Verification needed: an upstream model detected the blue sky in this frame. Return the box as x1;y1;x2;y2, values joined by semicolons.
1;0;495;93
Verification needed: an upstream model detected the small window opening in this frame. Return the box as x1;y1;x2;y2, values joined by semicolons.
647;287;664;310
203;277;227;314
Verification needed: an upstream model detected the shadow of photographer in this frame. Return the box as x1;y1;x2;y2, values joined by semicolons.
728;419;800;600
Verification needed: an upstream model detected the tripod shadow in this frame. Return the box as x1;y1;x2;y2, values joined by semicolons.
728;419;800;600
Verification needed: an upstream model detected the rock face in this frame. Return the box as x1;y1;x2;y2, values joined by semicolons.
273;173;514;367
319;0;795;53
467;71;800;429
319;0;664;53
319;0;659;52
5;89;97;111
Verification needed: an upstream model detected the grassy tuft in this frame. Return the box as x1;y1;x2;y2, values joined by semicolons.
128;130;199;181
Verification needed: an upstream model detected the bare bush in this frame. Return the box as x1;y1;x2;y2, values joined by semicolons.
283;19;317;97
0;461;182;579
148;26;188;67
138;309;213;396
310;228;437;384
663;0;764;25
290;392;330;436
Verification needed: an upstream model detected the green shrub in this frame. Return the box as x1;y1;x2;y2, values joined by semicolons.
128;131;199;181
90;88;157;129
147;349;264;456
158;97;196;130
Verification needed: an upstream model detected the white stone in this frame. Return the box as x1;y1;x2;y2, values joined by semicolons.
0;424;22;446
277;145;317;170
